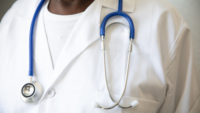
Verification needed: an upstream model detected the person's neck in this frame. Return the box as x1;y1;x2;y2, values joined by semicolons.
48;0;94;15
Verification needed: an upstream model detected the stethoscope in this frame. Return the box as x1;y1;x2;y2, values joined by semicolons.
20;0;139;109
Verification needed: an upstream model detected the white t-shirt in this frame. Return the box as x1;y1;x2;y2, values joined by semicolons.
44;2;82;68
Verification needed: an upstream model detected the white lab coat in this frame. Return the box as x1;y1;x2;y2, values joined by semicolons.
0;0;199;113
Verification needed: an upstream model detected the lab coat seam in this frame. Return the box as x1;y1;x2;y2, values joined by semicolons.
163;19;184;97
165;19;184;71
160;3;185;70
165;19;184;81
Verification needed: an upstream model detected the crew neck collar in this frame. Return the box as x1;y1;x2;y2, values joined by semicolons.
44;1;84;21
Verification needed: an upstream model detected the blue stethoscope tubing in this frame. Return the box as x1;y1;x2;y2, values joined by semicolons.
29;0;45;76
100;0;135;39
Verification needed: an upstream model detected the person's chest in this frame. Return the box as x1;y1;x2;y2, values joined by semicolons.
0;0;170;112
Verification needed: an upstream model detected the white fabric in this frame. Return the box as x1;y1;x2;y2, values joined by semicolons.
44;1;82;67
0;0;200;113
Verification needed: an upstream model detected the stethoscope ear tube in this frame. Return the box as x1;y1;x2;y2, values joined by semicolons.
96;38;137;109
97;0;138;109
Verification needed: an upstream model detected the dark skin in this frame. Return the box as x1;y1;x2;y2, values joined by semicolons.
48;0;94;15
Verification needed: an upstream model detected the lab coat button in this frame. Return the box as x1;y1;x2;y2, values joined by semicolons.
47;89;55;98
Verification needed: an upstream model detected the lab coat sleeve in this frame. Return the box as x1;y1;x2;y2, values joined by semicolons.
158;20;200;113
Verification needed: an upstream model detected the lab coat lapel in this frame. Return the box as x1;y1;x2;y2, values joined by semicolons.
40;0;103;100
33;4;54;84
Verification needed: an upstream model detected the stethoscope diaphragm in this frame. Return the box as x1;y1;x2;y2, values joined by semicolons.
21;83;35;97
20;81;43;104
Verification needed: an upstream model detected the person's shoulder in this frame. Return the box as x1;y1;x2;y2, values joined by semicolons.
135;0;183;19
0;0;40;25
136;0;187;29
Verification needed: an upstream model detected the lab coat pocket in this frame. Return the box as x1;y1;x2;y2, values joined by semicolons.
94;92;159;113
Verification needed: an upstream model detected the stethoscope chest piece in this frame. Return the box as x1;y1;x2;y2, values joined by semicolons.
21;81;43;104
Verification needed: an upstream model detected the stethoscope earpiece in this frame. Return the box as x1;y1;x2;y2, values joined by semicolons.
131;100;139;107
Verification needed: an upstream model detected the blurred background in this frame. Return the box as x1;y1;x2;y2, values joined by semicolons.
0;0;200;74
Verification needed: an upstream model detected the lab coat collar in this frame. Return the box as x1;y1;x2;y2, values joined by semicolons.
16;0;135;19
102;0;136;13
39;0;102;102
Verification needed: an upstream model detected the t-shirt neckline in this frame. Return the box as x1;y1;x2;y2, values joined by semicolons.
44;1;83;21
